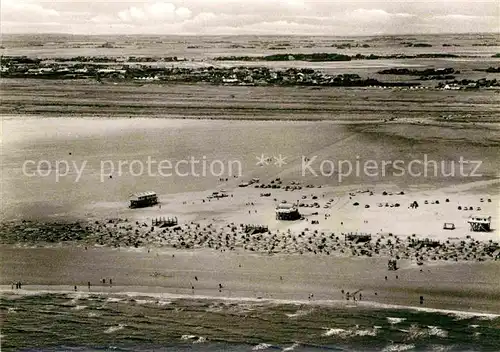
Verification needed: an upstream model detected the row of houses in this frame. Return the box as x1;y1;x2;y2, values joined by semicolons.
0;56;419;87
2;56;497;89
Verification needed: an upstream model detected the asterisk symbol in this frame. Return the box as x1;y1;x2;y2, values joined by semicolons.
274;154;287;167
255;153;269;167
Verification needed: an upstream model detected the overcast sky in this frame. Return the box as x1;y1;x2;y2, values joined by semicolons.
1;0;499;35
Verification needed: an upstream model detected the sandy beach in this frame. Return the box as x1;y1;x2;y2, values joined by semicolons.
1;177;499;314
2;178;498;245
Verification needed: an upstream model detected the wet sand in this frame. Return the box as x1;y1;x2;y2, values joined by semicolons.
2;245;500;315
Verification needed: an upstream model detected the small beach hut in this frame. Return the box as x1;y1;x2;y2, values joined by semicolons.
275;203;300;220
345;233;372;243
152;217;178;227
443;223;455;230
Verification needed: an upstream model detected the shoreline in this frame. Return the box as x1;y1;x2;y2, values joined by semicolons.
2;286;500;318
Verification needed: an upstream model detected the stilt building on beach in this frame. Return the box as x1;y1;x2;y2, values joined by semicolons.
468;215;492;232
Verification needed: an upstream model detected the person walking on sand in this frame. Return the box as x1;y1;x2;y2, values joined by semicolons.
88;281;91;291
74;285;77;292
110;279;112;286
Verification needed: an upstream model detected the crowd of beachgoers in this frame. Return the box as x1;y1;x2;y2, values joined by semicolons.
1;215;498;264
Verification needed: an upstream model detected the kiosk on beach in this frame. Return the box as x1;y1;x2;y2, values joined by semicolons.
129;191;158;208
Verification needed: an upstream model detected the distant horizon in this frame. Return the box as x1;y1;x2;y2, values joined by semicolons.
2;1;499;37
1;31;498;38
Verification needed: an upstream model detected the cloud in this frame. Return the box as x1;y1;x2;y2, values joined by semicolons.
175;7;193;20
420;14;500;34
347;9;414;22
116;2;191;23
1;0;59;22
433;14;489;21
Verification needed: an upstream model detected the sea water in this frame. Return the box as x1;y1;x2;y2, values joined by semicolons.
1;291;499;351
